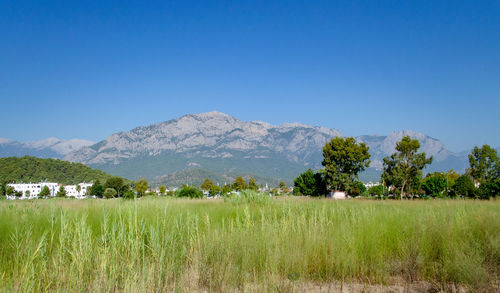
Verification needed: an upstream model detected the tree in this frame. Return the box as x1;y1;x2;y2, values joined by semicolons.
232;177;247;191
177;186;203;198
6;186;14;196
105;176;126;197
293;169;316;196
221;184;232;195
322;137;371;191
103;188;117;199
135;179;149;197
467;145;499;183
452;175;475;198
159;185;166;196
56;186;67;197
201;178;214;192
368;185;383;196
347;181;366;196
209;185;220;196
476;178;499;199
24;190;31;198
76;184;81;195
248;177;258;191
39;185;51;198
422;173;447;197
382;136;433;199
90;180;104;197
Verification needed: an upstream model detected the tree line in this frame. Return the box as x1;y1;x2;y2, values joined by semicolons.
293;136;499;199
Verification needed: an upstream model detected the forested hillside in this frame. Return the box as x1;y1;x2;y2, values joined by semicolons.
0;156;119;184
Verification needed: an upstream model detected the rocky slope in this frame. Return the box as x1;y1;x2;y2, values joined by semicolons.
0;137;94;159
65;111;466;185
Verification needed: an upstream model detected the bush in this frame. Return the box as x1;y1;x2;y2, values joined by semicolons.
176;186;203;198
368;185;383;196
122;190;136;200
103;188;117;199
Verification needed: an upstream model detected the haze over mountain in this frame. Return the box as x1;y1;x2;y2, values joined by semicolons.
0;137;94;159
62;111;470;185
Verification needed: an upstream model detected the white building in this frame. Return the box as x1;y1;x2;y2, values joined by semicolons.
64;183;93;198
7;182;92;199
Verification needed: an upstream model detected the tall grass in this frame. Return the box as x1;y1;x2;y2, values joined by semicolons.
0;197;498;291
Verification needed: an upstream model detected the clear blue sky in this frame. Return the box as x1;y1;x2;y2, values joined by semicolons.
1;1;499;152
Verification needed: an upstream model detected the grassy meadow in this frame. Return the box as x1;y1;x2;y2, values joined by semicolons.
0;194;498;292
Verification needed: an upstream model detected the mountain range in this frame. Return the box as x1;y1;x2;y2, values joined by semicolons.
0;137;94;159
1;111;481;186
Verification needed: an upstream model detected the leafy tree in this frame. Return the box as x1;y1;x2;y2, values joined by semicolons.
347;181;366;196
209;185;220;196
123;190;136;199
105;177;126;197
6;186;14;196
293;169;317;196
90;180;104;197
76;184;81;196
322;137;371;191
382;136;433;199
103;188;117;199
135;179;149;197
24;190;30;198
232;177;247;191
177;186;203;198
159;185;166;196
221;184;232;195
14;190;22;197
368;185;383;196
452;175;475;198
476;178;499;199
467;145;499;183
56;186;67;197
39;185;51;197
422;173;447;197
248;177;259;191
201;178;214;192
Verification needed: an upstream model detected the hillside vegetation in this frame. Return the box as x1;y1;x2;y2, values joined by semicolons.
0;156;118;184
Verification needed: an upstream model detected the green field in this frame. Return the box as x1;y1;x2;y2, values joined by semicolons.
0;196;498;292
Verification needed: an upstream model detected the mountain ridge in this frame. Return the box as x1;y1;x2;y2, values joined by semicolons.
62;112;468;185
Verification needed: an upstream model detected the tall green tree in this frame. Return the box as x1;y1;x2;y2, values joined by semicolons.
293;169;317;196
422;173;447;197
248;177;259;191
452;175;475;198
135;179;149;197
159;185;166;195
467;145;499;183
90;180;104;197
232;177;247;191
200;178;214;192
382;136;433;199
321;137;371;191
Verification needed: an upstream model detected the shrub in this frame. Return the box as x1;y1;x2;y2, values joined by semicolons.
103;188;117;199
176;186;203;198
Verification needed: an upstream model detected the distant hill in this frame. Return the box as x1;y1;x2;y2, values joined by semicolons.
64;111;471;185
0;156;117;185
0;137;94;159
